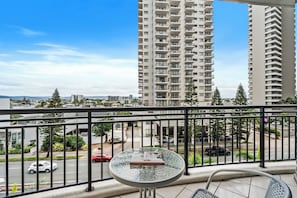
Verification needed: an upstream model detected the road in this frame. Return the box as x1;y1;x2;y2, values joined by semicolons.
0;159;111;187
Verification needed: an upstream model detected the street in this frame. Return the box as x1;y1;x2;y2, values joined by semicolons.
0;159;111;188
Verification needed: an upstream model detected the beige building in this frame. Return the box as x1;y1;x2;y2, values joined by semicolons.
248;5;296;105
138;0;214;106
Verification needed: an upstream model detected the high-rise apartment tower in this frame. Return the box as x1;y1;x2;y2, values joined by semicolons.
138;0;214;106
248;5;296;105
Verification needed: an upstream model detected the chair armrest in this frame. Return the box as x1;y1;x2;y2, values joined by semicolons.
205;168;279;189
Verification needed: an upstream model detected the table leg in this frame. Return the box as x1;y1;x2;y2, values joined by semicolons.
139;188;143;198
139;187;156;198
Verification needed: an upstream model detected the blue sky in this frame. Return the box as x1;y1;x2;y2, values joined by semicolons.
0;0;251;97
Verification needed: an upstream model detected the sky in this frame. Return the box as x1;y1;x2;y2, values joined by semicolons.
0;0;252;98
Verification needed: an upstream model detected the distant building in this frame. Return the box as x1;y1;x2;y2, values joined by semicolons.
248;5;296;105
0;98;10;150
70;95;84;103
107;95;133;104
138;0;214;106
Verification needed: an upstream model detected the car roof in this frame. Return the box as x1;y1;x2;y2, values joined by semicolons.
94;152;109;155
31;161;50;164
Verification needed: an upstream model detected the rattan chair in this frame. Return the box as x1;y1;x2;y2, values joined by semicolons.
190;169;292;198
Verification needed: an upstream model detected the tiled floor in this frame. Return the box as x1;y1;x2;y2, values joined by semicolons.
111;173;297;198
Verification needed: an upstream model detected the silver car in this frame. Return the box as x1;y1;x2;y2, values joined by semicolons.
27;161;58;174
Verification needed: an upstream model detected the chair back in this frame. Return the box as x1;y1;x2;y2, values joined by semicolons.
265;179;292;198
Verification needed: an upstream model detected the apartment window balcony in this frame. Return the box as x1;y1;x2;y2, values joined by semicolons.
185;43;194;49
170;36;180;42
155;46;168;51
156;38;168;43
156;30;168;35
204;18;212;25
156;7;169;12
155;23;169;30
156;0;168;3
185;14;195;19
155;53;168;58
156;93;167;98
185;50;194;55
205;4;213;11
170;43;180;47
156;15;168;22
170;57;180;62
170;50;180;55
205;11;213;17
170;19;180;24
205;32;213;38
170;71;180;75
185;58;194;62
185;28;195;32
170;5;181;11
185;0;195;6
171;27;181;32
185;36;194;41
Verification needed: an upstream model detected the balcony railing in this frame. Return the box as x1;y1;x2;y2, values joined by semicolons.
0;105;296;197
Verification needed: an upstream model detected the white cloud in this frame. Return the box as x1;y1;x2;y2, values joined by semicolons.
0;43;138;96
9;26;46;37
19;27;45;37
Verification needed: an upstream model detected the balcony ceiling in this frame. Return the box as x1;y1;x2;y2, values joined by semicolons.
221;0;296;7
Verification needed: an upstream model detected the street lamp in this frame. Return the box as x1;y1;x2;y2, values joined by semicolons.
221;0;296;7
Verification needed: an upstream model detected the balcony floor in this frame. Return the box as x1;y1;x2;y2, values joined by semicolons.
112;173;297;198
22;161;296;198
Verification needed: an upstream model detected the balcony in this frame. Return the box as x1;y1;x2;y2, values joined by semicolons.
0;105;296;197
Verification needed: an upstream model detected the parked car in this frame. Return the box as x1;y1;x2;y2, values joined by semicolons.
91;152;112;162
205;146;231;156
28;161;58;174
162;136;174;143
0;177;4;192
107;136;122;144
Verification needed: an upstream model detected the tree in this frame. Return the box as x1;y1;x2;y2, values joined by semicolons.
41;89;63;157
184;80;200;146
278;97;296;104
92;119;112;136
211;87;223;106
232;84;250;147
184;79;198;106
48;88;62;108
233;84;247;105
209;119;225;145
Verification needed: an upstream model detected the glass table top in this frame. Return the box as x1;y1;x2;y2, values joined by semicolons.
109;147;185;188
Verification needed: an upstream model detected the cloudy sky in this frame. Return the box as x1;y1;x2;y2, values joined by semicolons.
0;0;266;98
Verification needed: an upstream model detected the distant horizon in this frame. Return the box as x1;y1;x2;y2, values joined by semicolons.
0;94;236;100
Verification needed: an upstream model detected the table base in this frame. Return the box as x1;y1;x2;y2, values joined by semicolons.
139;187;156;198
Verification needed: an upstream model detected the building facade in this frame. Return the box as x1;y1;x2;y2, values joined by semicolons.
138;0;214;106
248;5;296;105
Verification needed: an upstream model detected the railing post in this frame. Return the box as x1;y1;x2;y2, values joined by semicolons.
184;108;189;175
294;109;297;183
259;107;265;168
85;111;94;192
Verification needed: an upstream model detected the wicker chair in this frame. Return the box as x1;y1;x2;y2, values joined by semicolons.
190;169;292;198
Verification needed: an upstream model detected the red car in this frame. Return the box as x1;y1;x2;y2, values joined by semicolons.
91;152;112;162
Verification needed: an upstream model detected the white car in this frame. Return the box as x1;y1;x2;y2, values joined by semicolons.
27;161;58;174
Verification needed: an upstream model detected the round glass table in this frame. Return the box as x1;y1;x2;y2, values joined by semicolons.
109;147;185;198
